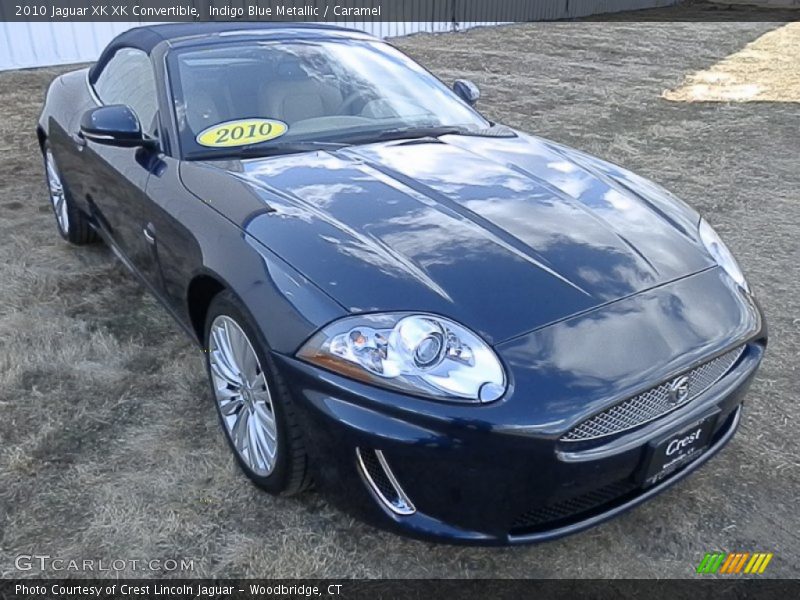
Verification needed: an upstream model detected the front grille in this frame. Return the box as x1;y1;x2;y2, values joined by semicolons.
561;345;745;443
510;480;638;533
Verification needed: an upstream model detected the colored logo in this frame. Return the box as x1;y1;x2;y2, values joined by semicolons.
697;552;773;574
196;118;288;148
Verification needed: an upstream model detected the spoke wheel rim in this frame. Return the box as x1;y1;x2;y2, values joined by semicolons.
208;315;278;477
45;149;69;234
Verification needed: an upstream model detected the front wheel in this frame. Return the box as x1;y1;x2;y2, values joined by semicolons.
43;141;97;245
204;291;312;495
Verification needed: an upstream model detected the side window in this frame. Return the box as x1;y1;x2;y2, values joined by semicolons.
94;48;158;135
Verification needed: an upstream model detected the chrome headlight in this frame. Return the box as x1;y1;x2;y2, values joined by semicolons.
699;218;749;292
297;313;506;403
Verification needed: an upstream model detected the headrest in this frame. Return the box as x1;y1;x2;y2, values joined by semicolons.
276;57;307;79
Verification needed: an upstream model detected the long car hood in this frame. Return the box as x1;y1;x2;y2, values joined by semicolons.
182;133;712;344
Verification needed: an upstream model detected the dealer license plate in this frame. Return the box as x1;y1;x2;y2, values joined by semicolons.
641;413;717;486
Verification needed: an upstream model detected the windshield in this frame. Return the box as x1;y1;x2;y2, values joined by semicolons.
167;39;490;159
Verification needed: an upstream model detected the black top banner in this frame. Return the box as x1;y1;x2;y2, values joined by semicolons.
1;0;799;22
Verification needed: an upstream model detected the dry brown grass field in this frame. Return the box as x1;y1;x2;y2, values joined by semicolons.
1;20;798;578
665;22;800;101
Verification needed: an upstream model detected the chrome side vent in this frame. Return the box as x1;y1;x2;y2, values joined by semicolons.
355;447;416;515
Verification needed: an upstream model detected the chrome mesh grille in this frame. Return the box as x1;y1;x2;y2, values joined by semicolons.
561;345;745;442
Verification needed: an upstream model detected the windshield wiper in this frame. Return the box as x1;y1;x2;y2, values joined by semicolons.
336;125;471;145
186;140;350;161
336;124;517;145
376;125;474;141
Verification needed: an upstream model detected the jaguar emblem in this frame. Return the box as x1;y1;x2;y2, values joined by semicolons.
668;375;691;405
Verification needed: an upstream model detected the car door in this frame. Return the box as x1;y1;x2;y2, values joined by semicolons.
81;47;163;289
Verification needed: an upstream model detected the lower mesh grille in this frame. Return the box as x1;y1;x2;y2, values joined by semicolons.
561;345;745;442
356;448;415;515
510;480;638;533
511;407;742;536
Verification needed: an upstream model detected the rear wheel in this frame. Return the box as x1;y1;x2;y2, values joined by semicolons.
204;291;312;495
43;141;97;245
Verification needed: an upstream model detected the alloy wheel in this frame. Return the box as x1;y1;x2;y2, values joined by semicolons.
208;315;279;476
45;149;69;234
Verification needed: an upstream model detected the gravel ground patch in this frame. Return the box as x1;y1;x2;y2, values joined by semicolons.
0;20;798;578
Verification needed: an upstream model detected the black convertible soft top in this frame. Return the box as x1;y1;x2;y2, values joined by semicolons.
88;22;361;83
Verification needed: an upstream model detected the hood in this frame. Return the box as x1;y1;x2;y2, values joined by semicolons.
181;133;711;344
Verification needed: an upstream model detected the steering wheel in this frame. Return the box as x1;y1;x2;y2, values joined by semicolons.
337;92;368;115
338;91;437;121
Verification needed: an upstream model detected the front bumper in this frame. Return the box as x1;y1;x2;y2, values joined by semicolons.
275;268;766;545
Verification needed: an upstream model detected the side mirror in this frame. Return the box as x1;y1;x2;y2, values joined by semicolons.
80;105;156;149
453;79;480;106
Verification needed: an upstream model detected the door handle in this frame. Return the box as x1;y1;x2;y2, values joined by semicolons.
71;131;86;148
143;223;156;245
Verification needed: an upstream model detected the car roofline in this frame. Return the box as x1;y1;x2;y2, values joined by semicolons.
164;27;380;51
89;23;377;83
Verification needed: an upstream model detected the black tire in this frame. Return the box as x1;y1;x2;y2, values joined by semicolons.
204;290;312;495
43;140;98;245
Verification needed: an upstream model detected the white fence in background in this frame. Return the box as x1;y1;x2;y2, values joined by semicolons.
0;21;464;70
0;22;139;70
0;0;678;71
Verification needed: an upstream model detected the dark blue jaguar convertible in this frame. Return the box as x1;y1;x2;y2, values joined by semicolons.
38;22;766;544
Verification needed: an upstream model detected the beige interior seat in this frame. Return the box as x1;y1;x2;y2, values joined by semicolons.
259;58;343;124
184;87;222;133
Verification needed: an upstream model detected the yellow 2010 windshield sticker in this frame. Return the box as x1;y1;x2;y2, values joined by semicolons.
196;118;288;148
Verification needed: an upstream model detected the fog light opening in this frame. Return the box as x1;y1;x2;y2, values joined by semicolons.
355;447;416;516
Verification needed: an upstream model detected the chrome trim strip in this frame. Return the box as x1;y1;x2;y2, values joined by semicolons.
356;447;416;516
160;43;177;156
83;133;115;141
85;70;102;105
